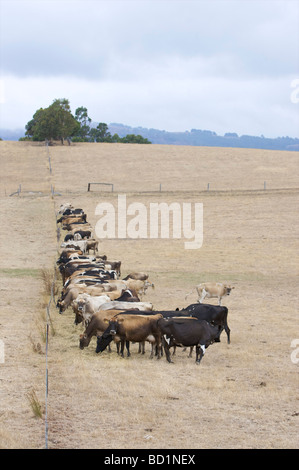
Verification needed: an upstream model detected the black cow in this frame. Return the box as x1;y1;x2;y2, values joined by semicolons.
73;230;92;239
64;233;74;242
158;317;220;365
62;208;84;216
180;304;230;344
115;289;140;302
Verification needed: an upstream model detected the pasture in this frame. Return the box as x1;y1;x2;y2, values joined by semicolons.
0;141;298;449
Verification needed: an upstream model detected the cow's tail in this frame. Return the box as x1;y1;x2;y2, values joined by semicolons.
185;288;195;300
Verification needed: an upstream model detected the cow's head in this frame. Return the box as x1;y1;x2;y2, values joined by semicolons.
56;299;66;314
104;317;123;335
225;285;235;295
74;297;86;313
72;295;89;323
95;332;114;354
79;333;89;349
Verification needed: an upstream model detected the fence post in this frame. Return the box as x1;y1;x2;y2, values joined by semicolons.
159;183;162;192
264;181;266;190
207;183;210;191
88;183;90;192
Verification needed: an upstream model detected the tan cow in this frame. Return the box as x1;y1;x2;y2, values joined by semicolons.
185;282;234;306
61;215;87;225
123;273;155;294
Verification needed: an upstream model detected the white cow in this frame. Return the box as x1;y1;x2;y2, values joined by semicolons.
99;301;153;312
71;293;111;326
61;240;88;254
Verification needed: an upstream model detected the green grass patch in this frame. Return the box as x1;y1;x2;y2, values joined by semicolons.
0;268;40;278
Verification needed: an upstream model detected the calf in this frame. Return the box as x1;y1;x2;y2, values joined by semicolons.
158;317;220;365
96;313;163;358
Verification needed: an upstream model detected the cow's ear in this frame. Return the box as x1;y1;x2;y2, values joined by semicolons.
104;318;110;323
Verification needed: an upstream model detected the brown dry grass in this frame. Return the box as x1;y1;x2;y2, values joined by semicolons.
0;140;298;449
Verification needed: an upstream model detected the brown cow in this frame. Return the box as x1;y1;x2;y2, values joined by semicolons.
123;272;149;281
60;215;87;226
96;313;163;358
79;309;125;350
85;240;99;255
63;223;92;232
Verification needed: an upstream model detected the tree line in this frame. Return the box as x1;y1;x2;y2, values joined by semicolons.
21;99;151;144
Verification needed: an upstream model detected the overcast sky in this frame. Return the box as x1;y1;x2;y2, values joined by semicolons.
0;0;298;137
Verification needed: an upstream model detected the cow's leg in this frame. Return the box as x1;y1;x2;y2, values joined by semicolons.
218;297;222;306
188;346;194;358
195;344;205;365
155;344;162;359
198;289;206;304
125;340;130;357
120;339;125;358
162;336;173;363
138;341;145;354
155;337;162;359
225;323;231;344
149;343;154;359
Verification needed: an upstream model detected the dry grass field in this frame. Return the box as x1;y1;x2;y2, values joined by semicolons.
0;141;298;449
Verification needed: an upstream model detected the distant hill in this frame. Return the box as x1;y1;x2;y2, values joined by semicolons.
108;123;299;151
0;128;25;141
1;124;299;151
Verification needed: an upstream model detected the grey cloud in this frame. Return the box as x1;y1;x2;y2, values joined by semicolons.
1;0;298;80
1;0;298;137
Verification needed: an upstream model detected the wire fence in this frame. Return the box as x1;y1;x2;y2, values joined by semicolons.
44;142;61;449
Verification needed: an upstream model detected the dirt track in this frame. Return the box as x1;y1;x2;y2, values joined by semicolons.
0;141;298;449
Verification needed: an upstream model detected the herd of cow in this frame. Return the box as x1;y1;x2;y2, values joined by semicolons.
55;203;233;365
